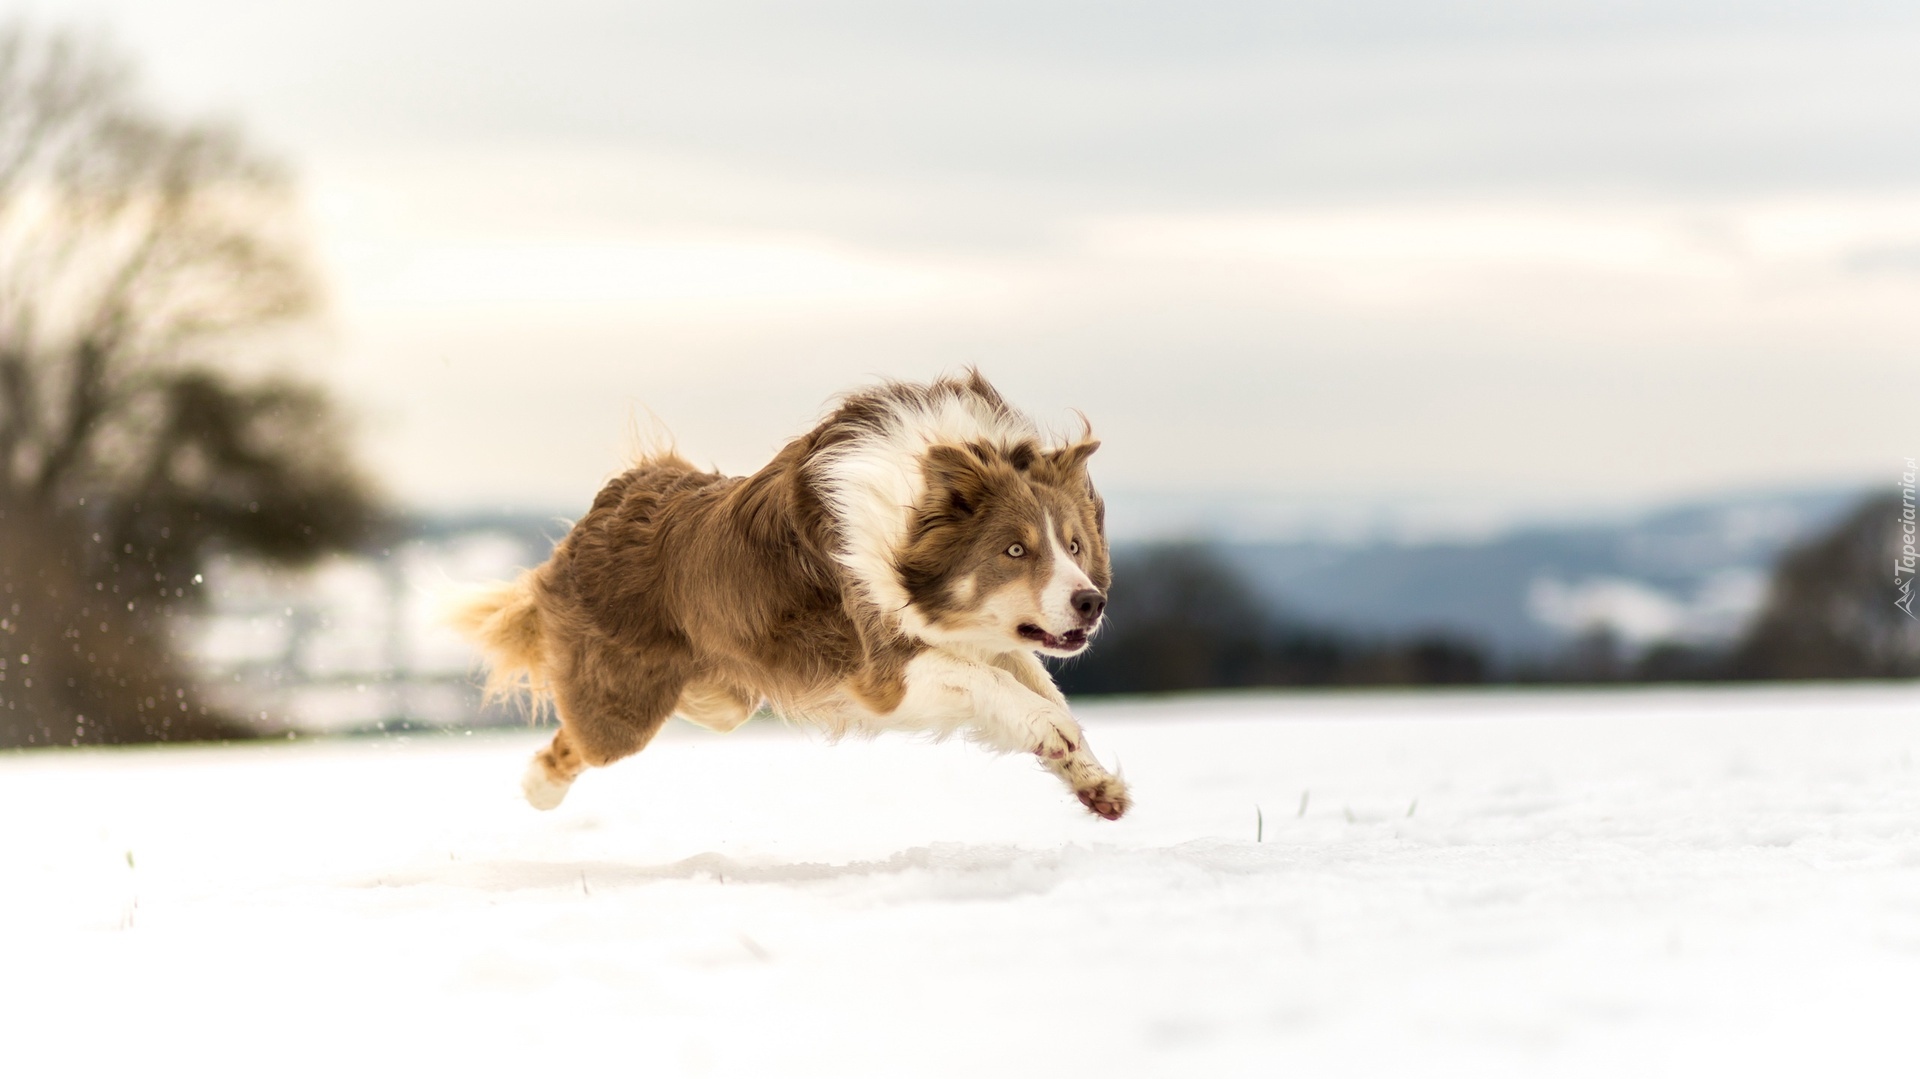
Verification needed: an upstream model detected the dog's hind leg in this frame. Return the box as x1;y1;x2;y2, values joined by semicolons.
523;643;687;810
524;726;588;810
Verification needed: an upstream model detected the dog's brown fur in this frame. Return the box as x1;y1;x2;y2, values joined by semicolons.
454;373;1128;819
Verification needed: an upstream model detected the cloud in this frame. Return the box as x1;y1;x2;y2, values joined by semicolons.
96;1;1920;207
31;0;1920;517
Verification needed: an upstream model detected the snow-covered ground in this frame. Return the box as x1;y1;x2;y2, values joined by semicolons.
6;684;1920;1077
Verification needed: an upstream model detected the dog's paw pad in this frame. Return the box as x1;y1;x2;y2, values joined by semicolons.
1031;730;1076;761
1075;777;1130;821
1025;713;1079;761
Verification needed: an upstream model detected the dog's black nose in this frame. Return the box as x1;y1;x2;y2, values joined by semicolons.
1071;589;1106;623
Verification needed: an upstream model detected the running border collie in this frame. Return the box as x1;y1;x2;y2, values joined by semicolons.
451;371;1128;820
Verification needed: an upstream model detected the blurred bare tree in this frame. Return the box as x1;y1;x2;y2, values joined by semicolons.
1729;494;1920;679
0;25;377;748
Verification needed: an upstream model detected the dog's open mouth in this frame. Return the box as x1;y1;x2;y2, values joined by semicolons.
1018;624;1089;652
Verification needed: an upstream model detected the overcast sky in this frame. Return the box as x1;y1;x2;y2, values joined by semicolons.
11;0;1919;536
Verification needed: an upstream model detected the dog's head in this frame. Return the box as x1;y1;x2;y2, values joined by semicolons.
896;437;1110;657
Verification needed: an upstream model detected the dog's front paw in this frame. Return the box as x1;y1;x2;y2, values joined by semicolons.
1074;774;1130;821
1023;709;1080;761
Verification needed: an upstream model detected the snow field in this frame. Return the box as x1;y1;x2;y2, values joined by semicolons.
4;684;1919;1077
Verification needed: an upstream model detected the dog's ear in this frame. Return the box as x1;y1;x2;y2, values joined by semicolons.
1044;439;1100;476
922;443;997;518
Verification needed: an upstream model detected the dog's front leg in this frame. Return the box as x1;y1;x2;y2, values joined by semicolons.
861;650;1129;820
872;650;1084;760
990;651;1131;821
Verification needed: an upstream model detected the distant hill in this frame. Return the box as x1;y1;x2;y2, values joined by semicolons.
1205;487;1868;662
185;486;1872;731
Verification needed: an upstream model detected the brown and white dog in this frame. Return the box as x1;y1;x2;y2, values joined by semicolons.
451;372;1130;820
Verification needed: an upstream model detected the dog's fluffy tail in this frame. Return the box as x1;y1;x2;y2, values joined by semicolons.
447;571;549;712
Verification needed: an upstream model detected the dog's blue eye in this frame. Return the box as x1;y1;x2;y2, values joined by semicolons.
1006;543;1026;558
1068;539;1080;555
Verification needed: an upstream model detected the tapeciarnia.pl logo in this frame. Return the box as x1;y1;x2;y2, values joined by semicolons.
1898;457;1917;620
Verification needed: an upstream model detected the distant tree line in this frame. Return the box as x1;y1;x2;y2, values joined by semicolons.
1723;493;1918;679
1507;493;1918;684
1051;544;1488;695
1056;491;1920;695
